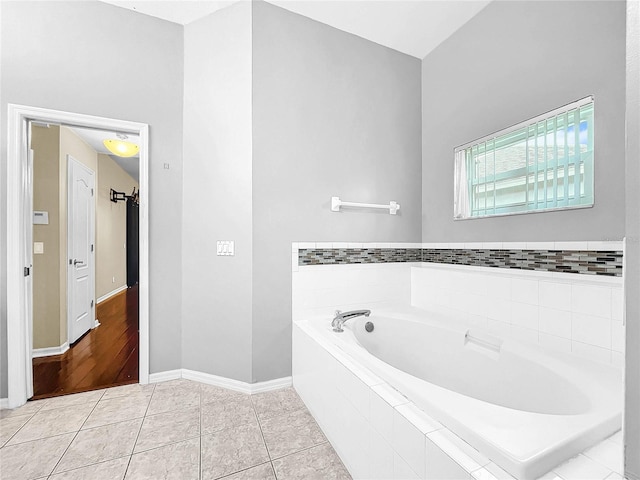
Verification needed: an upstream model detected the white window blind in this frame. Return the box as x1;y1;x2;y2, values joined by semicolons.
454;97;594;219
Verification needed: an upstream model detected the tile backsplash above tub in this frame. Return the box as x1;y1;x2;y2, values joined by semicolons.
410;263;624;367
296;241;623;277
299;248;422;265
292;262;413;322
292;241;625;367
421;249;622;276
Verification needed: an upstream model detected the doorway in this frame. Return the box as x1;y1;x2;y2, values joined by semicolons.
6;104;149;407
28;123;142;398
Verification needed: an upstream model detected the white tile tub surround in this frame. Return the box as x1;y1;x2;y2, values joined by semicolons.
291;244;415;321
291;240;624;480
292;321;623;480
292;239;625;366
411;263;624;366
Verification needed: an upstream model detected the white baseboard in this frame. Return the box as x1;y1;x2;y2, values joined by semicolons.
181;369;252;393
32;342;69;358
93;319;100;329
150;368;292;394
97;285;127;305
148;369;182;383
0;398;9;409
249;376;294;393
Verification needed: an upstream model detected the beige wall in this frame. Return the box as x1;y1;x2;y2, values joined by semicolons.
32;125;62;349
32;127;138;349
96;153;138;299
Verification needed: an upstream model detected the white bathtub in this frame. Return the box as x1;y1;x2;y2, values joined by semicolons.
302;310;621;479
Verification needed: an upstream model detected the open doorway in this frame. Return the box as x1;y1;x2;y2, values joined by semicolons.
6;104;149;408
29;124;141;398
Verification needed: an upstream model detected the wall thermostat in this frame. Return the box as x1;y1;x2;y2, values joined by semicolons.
33;211;49;225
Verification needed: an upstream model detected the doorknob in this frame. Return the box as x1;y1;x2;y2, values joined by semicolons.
73;259;84;266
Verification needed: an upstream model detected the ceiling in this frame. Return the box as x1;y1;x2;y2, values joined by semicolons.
69;126;140;182
74;0;489;180
99;0;490;59
267;1;489;58
101;0;237;25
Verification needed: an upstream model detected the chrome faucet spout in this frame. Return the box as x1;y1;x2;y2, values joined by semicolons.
331;309;371;332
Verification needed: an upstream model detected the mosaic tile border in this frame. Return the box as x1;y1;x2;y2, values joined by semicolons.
298;248;623;276
298;248;422;265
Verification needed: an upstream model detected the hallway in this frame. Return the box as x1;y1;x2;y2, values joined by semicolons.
32;286;139;399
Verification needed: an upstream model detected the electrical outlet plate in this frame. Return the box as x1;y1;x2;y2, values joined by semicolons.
217;241;235;256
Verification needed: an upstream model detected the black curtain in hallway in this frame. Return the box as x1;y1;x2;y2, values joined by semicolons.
126;198;139;287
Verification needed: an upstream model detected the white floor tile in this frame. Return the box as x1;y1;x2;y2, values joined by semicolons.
604;473;624;480
606;430;623;446
583;438;624;474
553;454;613;480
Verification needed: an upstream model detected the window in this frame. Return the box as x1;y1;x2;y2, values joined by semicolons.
454;97;594;219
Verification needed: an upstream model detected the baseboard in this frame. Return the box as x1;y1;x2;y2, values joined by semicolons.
148;369;182;383
181;369;252;393
249;376;293;393
93;319;100;329
97;285;127;305
32;342;69;358
0;398;9;409
150;368;292;394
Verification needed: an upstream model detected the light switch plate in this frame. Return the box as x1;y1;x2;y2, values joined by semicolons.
34;242;44;254
216;241;235;256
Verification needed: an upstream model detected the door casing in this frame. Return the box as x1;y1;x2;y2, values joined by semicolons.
6;104;150;407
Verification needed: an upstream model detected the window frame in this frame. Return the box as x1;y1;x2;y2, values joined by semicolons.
453;96;595;220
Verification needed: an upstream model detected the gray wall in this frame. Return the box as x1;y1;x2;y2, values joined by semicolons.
0;1;184;396
182;2;253;382
0;0;421;393
251;2;422;382
625;1;640;477
421;0;626;242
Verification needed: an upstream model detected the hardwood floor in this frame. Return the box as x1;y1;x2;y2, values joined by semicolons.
32;286;139;399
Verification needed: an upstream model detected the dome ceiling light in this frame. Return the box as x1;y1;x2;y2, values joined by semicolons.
103;133;139;158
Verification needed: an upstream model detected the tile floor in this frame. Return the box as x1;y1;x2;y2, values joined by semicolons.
0;379;352;480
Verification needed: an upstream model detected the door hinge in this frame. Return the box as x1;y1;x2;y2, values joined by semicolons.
91;188;94;196
24;267;30;277
91;244;94;252
91;300;94;308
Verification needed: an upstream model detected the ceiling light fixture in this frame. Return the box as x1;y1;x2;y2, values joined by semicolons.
103;133;139;158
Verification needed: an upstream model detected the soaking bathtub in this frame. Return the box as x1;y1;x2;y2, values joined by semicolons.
302;310;621;479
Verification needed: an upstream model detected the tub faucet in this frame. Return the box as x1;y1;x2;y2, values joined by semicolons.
332;309;371;332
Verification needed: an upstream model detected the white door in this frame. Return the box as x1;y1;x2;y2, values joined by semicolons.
67;155;95;344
